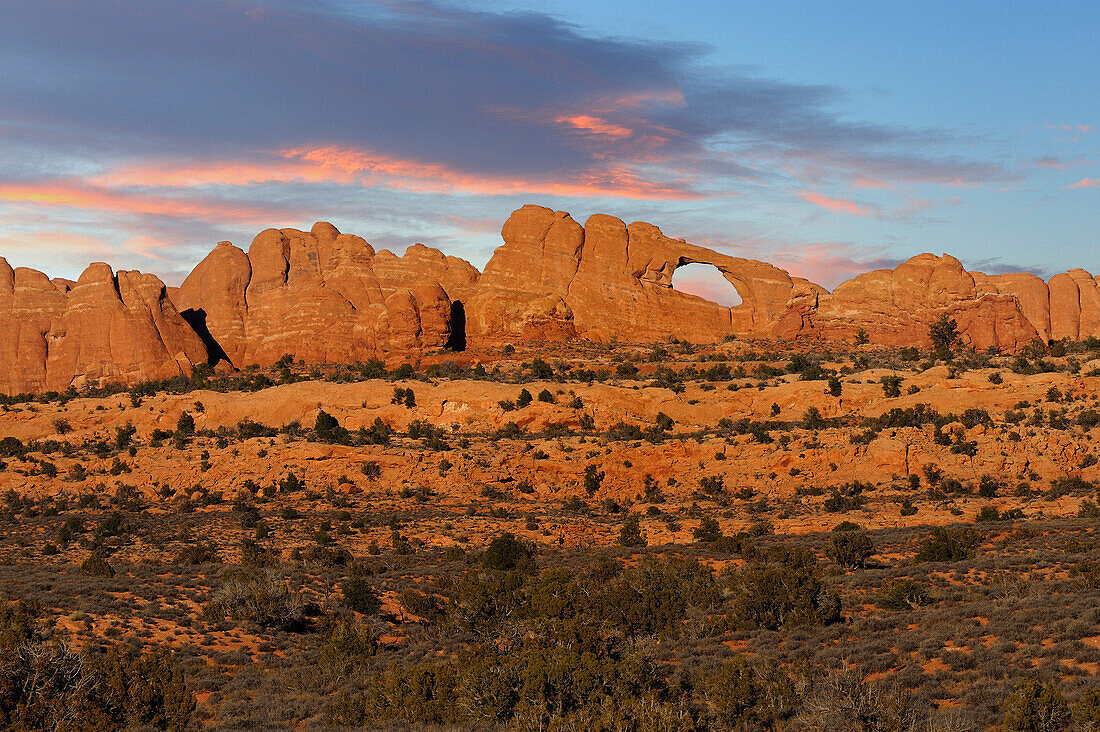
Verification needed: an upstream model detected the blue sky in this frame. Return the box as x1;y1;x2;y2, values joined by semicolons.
0;0;1095;291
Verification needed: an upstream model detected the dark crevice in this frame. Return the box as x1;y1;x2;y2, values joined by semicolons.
180;308;232;366
445;301;466;351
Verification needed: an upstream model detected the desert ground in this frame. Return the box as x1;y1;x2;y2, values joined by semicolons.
2;336;1099;730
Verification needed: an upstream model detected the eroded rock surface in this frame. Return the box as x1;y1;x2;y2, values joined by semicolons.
0;257;207;394
3;205;1099;394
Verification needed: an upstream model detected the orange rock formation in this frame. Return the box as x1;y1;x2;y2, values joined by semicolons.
2;204;1098;394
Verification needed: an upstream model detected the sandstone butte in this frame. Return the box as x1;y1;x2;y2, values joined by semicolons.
2;203;1099;395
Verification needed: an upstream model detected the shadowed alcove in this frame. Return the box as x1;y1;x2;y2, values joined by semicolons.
445;301;466;351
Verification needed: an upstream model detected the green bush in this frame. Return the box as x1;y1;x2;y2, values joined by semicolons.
342;577;383;614
482;532;535;572
876;579;931;610
320;621;379;674
726;546;841;630
617;514;647;548
826;529;874;569
80;553;115;578
1000;679;1069;732
916;527;979;563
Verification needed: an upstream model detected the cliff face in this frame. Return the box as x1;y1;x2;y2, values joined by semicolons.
175;223;470;368
0;257;207;394
1;205;1097;394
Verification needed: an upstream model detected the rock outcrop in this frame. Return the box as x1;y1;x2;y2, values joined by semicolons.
175;223;460;368
2;205;1098;394
777;253;1042;351
0;257;207;394
468;204;809;343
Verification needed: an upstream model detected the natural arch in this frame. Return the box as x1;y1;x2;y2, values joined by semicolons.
669;263;743;307
445;300;466;351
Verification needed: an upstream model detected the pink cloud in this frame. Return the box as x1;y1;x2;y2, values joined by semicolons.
1047;124;1094;133
797;190;871;216
851;176;893;189
96;147;701;200
0;182;285;223
1068;178;1098;189
555;115;634;139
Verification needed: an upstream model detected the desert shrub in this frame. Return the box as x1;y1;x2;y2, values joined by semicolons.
583;464;604;496
617;514;647;548
695;657;797;729
314;409;349;443
804;406;826;429
173;542;220;565
1071;560;1100;590
796;671;925;732
1000;679;1069;732
482;532;535;572
0;603;194;732
202;570;304;630
320;621;379;674
881;375;903;397
827;529;874;569
877;579;931;610
916;527;979;563
1048;475;1094;499
80;553;115;578
726;545;841;630
694;516;723;543
176;411;195;436
279;471;304;493
342;577;383;614
1074;688;1100;731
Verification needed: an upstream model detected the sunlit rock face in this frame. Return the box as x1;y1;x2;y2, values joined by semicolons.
0;257;208;394
1;204;1096;393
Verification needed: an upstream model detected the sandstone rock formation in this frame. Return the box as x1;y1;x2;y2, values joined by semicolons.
468;204;811;344
2;205;1098;394
0;256;207;394
175;223;461;368
780;253;1041;351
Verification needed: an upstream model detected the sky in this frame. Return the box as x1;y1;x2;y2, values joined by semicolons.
0;0;1096;297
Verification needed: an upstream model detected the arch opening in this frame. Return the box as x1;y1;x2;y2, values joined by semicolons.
445;300;466;351
670;263;743;307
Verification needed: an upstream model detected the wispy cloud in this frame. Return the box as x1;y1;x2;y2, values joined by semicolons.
1068;178;1099;189
798;190;873;216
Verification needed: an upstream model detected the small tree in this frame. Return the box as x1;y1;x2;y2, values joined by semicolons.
583;464;604;496
804;406;826;430
826;528;874;569
929;314;959;360
694;516;722;543
314;410;347;443
880;375;903;398
176;411;195;436
482;532;535;572
341;577;382;615
617;514;647;548
1000;679;1069;732
828;376;842;397
516;389;533;408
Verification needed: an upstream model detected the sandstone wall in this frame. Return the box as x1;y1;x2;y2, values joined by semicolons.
0;257;207;394
2;205;1098;394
